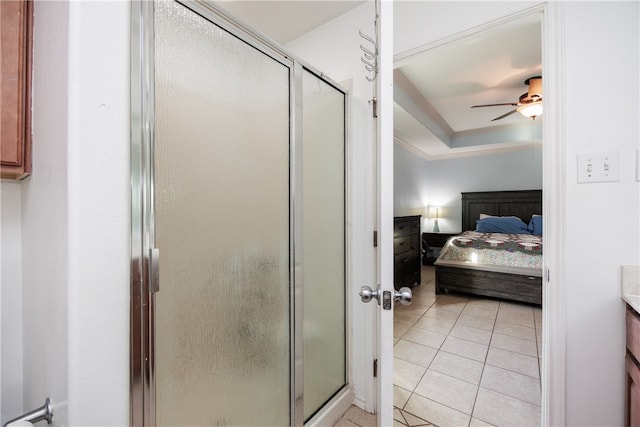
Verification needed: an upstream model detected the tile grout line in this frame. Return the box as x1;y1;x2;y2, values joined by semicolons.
395;272;443;421
532;305;542;388
465;298;499;426
405;289;482;425
402;285;443;414
401;291;466;427
394;274;434;413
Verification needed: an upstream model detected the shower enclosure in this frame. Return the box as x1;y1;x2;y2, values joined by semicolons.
131;1;347;425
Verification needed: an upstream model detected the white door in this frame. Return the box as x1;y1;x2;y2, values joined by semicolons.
350;1;396;425
377;2;396;426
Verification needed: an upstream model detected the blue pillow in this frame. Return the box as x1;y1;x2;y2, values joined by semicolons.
476;216;531;234
528;215;543;236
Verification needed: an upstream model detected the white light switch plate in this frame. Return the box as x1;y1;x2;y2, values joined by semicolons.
636;149;640;182
577;151;620;183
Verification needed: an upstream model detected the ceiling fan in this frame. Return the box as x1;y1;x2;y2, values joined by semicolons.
471;76;543;121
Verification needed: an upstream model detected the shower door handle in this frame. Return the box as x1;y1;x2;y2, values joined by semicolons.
150;248;160;293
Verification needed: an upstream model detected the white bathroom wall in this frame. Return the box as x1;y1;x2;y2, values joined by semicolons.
64;1;130;424
10;1;130;425
1;182;23;421
19;1;70;423
562;2;639;424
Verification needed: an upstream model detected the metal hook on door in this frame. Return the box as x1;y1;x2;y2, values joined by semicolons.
358;0;380;82
358;30;378;82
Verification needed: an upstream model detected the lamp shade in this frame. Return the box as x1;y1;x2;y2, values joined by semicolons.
428;206;440;219
428;206;441;232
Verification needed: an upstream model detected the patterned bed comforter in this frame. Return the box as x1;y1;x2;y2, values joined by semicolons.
434;231;542;276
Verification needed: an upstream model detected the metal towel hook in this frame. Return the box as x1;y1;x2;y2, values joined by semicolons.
3;398;53;427
358;0;379;83
358;29;378;82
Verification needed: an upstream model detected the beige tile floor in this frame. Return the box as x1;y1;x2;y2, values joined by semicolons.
335;266;542;427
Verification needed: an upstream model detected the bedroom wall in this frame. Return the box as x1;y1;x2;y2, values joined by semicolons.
394;144;543;233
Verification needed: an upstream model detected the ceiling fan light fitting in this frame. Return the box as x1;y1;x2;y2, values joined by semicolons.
517;101;543;119
471;76;543;121
525;76;543;98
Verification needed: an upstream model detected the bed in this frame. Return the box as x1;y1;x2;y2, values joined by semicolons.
434;189;543;305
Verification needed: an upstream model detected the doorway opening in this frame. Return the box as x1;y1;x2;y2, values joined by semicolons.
390;4;547;426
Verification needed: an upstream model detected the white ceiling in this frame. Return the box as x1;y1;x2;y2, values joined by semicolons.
213;1;366;44
213;1;542;160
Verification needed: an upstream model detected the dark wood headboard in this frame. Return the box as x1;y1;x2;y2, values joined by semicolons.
461;190;542;232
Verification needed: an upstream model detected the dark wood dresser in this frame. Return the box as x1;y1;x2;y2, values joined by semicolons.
393;215;421;290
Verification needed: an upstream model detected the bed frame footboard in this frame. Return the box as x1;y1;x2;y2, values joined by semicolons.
435;265;542;305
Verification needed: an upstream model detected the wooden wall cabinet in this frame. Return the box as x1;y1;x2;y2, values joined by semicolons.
1;0;33;180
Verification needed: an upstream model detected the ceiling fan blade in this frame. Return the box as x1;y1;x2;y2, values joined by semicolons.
491;109;518;121
471;102;518;108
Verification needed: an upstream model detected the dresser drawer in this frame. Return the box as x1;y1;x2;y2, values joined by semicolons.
394;217;420;237
627;306;640;362
394;250;419;267
394;234;420;255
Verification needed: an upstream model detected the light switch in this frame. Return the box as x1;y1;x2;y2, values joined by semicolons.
577;151;620;183
636;149;640;182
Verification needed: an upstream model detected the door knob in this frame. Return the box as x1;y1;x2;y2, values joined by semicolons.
394;287;413;305
360;285;412;307
360;285;381;304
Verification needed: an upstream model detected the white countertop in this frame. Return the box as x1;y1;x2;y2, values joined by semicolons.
622;265;640;314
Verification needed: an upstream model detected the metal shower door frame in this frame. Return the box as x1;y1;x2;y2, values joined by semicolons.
130;1;349;426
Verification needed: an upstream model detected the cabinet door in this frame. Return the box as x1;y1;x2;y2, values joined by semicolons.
1;0;33;180
626;355;640;427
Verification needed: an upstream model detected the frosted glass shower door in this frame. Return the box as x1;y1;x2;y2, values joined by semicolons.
153;2;290;426
302;70;346;421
